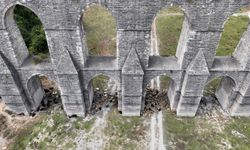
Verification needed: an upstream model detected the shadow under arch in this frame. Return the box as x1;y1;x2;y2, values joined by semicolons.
4;4;49;66
202;76;237;113
26;74;61;113
81;4;117;57
143;74;179;114
85;74;119;113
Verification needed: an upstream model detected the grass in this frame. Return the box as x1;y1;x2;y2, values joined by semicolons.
83;5;116;56
156;11;184;57
203;78;222;96
104;108;149;150
91;75;110;91
8;112;78;150
33;53;49;64
216;16;249;56
164;109;250;150
73;117;96;132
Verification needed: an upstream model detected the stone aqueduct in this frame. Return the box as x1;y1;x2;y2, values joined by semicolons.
1;0;250;117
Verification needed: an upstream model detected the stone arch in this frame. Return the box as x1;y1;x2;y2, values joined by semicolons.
85;73;119;111
144;73;176;90
143;71;182;91
204;76;237;112
143;73;180;110
1;2;44;29
3;3;50;66
150;6;187;58
84;72;120;88
26;73;61;112
80;3;117;24
80;4;117;57
151;4;189;27
87;73;119;89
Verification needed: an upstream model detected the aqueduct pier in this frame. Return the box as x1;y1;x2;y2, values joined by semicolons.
1;0;250;117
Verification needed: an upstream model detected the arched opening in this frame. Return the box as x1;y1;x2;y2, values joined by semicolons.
27;75;61;113
82;5;117;56
198;76;236;115
151;6;184;57
5;5;49;64
216;7;250;56
87;75;118;114
144;75;176;115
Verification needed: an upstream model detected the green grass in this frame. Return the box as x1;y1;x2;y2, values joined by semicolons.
73;117;96;132
216;16;249;56
203;78;222;96
160;76;171;90
92;75;110;91
104;108;149;150
156;14;184;57
83;5;116;56
33;53;49;64
9;113;78;150
164;109;250;150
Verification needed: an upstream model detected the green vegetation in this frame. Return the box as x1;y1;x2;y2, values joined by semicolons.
216;16;249;56
160;75;171;90
8;113;78;150
14;5;49;56
92;75;110;91
156;9;184;57
83;5;116;56
203;78;222;96
164;109;250;150
104;108;149;150
73;117;96;132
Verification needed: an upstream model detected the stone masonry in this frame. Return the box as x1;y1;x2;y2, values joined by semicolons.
0;0;250;117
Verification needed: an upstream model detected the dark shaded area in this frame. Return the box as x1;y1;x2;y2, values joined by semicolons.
90;90;118;115
143;88;168;116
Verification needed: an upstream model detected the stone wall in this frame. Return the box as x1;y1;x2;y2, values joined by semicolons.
0;0;250;117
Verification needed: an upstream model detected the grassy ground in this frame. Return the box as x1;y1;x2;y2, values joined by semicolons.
83;5;116;56
104;108;149;150
216;16;249;56
163;109;250;150
156;10;184;57
91;75;110;91
7;111;79;150
2;105;149;150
